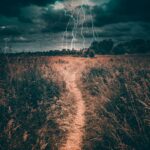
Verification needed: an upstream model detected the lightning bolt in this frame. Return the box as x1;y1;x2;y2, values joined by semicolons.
62;0;97;51
4;38;9;53
80;2;86;49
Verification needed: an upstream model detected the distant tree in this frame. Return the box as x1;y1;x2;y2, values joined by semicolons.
112;39;150;55
90;41;99;53
127;39;146;53
112;44;126;55
82;48;89;57
90;39;114;54
98;39;114;54
89;50;95;58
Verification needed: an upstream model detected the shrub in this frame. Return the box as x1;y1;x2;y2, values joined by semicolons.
89;50;95;58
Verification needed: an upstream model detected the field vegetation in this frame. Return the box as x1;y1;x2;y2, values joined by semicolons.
81;56;150;150
0;55;149;150
0;56;76;150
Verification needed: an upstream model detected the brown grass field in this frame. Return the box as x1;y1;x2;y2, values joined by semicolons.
0;55;150;150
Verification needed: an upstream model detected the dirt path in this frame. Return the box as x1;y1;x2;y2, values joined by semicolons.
54;58;86;150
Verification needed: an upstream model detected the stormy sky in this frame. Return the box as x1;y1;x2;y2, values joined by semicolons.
0;0;150;52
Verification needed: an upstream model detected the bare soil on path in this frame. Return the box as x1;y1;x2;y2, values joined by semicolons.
53;57;86;150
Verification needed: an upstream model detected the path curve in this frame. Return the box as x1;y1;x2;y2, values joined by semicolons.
55;58;85;150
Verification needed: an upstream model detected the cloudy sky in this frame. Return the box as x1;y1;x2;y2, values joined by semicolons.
0;0;150;52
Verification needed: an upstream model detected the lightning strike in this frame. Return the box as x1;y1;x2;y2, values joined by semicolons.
62;0;97;50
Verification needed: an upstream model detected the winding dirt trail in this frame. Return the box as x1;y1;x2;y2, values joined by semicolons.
54;57;86;150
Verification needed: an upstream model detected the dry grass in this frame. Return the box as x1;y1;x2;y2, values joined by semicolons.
81;55;150;150
0;55;150;150
0;56;76;150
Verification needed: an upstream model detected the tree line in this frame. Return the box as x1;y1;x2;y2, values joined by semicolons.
90;39;150;55
0;38;150;56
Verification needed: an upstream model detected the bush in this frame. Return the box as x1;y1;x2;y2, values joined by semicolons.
89;50;95;58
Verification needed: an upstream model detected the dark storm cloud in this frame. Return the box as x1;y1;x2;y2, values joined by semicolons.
93;0;150;27
0;0;63;17
80;21;150;40
99;22;150;38
10;37;35;43
0;0;150;52
41;7;71;33
0;0;70;36
0;3;66;36
0;26;22;36
17;16;33;24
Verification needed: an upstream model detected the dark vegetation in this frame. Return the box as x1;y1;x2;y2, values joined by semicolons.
82;49;95;58
0;39;150;57
82;56;150;150
0;49;83;57
0;57;65;150
88;50;95;58
90;39;150;55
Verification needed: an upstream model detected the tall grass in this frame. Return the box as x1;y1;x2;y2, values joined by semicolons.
82;56;150;150
0;57;65;150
